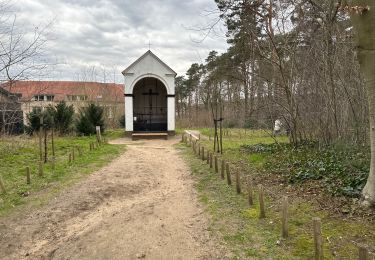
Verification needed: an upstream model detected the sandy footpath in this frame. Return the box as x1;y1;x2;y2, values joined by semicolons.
0;137;226;260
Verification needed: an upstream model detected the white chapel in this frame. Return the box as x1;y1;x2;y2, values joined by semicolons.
122;51;177;137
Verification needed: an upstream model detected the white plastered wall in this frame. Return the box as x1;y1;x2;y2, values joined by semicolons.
123;52;175;132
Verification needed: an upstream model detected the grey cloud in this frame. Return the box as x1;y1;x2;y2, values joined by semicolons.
13;0;228;81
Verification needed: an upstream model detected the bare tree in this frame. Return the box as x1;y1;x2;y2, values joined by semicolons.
0;0;52;135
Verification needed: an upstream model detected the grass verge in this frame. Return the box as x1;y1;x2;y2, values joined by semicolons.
0;134;125;217
178;129;375;259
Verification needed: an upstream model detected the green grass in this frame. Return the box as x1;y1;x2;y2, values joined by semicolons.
104;129;126;139
0;134;125;216
178;128;375;259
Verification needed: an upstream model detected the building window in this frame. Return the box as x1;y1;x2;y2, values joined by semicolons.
67;95;88;101
33;95;54;101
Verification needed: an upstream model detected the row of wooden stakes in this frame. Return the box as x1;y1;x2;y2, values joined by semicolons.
181;133;374;260
0;141;102;193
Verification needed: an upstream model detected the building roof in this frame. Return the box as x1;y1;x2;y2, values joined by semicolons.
1;81;124;103
0;86;21;101
122;50;177;76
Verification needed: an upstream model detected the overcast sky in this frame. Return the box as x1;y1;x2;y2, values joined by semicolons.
13;0;228;83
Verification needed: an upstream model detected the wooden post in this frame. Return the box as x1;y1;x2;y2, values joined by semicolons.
199;133;201;140
235;170;241;194
359;246;369;260
96;126;102;143
72;148;75;161
181;133;184;142
226;163;232;185
258;185;265;218
248;177;253;206
69;153;72;164
38;161;44;177
198;143;201;157
201;146;205;161
221;160;225;180
313;217;323;260
78;146;83;156
214;156;218;173
51;127;55;157
0;173;6;193
44;125;48;163
206;150;210;164
281;196;289;238
26;166;31;184
39;116;43;162
210;153;213;169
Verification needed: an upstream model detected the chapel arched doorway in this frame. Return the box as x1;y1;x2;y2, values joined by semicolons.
132;77;168;132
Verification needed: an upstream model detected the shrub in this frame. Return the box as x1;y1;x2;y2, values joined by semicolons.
76;103;105;135
25;107;54;135
50;101;74;134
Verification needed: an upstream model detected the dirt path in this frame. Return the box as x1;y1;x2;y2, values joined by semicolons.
0;137;226;260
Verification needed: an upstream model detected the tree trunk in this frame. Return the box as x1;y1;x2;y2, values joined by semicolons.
350;0;375;206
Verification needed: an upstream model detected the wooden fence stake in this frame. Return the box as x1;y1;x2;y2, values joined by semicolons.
201;146;205;160
210;153;213;169
248;177;253;206
26;166;31;184
206;150;210;164
39;116;43;162
226;163;232;185
72;148;75;161
258;184;266;218
69;153;72;164
198;143;201;157
38;161;44;177
214;156;218;173
281;196;289;238
221;160;225;180
359;246;369;260
313;217;323;260
235;170;241;194
0;173;6;193
181;134;184;142
96;126;102;143
78;146;83;156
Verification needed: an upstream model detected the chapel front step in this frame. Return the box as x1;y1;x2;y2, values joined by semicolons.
132;132;169;140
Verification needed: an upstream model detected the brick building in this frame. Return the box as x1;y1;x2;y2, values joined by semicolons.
1;81;124;128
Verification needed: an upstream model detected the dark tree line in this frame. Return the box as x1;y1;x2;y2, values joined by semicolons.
176;0;368;146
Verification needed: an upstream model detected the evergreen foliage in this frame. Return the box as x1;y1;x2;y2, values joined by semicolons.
25;101;74;135
25;107;54;135
76;103;105;135
49;101;75;134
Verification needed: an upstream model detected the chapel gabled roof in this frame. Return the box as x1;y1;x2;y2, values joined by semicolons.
122;50;177;76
